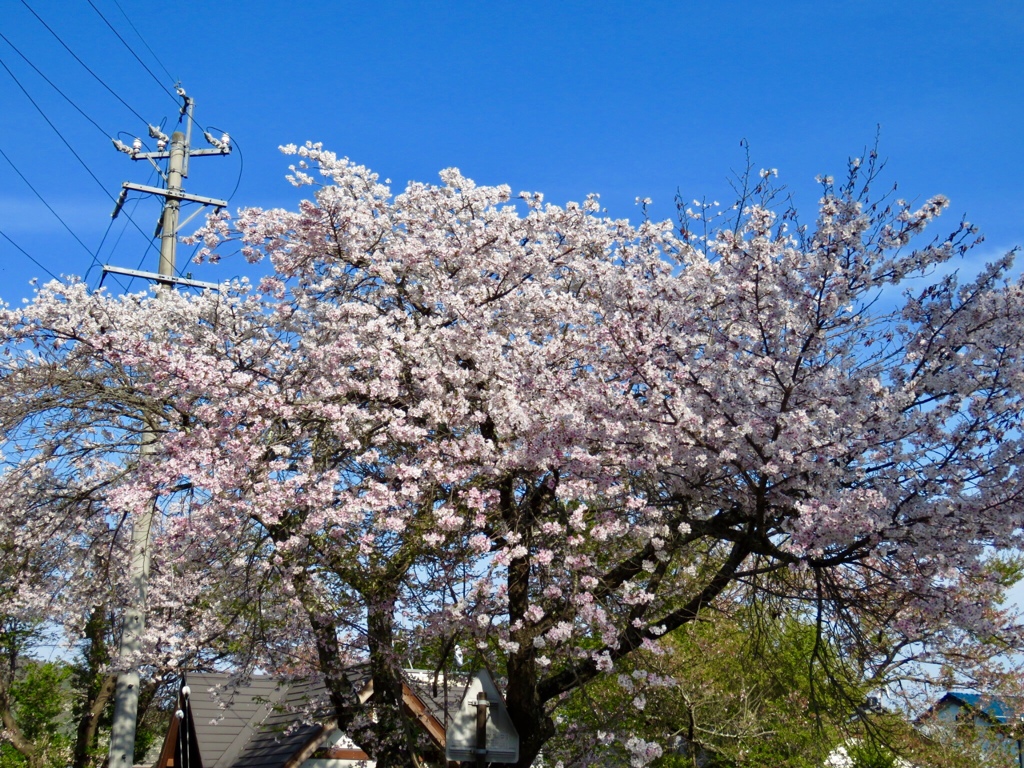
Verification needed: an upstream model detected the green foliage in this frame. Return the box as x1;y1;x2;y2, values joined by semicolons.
845;740;898;768
548;609;872;767
0;743;28;768
1;661;74;768
133;683;169;766
983;554;1024;591
901;710;1024;768
69;604;114;768
10;663;70;744
0;617;167;768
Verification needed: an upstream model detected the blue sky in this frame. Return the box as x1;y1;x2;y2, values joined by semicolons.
0;0;1022;300
5;0;1024;670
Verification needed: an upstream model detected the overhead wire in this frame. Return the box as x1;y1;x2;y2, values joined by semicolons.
108;0;175;84
207;126;244;203
84;0;179;105
95;187;148;293
0;228;61;283
133;192;160;270
83;216;121;289
87;169;150;295
0;51;162;264
90;228;135;294
0;37;118;284
0;134;128;292
0;54;112;197
18;0;152;128
0;144;103;271
71;7;211;286
0;32;111;140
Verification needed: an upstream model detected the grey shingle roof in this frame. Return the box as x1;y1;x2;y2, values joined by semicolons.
185;673;323;768
175;667;466;768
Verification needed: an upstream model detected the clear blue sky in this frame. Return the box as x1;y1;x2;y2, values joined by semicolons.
1;0;1022;300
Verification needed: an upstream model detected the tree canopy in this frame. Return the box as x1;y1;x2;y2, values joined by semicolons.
2;144;1024;767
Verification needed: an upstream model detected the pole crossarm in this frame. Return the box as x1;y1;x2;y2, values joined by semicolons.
121;182;227;209
132;147;230;160
101;265;222;291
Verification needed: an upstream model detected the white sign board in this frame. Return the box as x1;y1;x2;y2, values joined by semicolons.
445;670;519;764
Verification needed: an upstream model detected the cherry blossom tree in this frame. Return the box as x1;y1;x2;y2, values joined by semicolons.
2;143;1024;768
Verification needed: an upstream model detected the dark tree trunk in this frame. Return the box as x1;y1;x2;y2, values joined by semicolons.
0;624;40;768
72;604;115;768
299;584;362;739
72;674;115;768
504;622;555;768
364;591;419;768
502;480;555;768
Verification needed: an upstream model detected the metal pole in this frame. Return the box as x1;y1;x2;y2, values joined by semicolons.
475;692;488;768
107;129;186;768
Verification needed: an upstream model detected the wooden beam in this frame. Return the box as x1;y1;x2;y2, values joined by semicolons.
313;747;371;760
402;684;447;750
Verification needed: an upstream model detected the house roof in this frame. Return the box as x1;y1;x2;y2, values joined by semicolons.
403;668;465;731
159;667;467;768
932;692;1023;725
183;672;311;768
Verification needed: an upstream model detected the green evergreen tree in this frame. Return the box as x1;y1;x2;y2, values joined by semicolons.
0;660;73;768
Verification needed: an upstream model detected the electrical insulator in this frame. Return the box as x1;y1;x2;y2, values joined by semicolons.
148;124;169;144
203;131;231;152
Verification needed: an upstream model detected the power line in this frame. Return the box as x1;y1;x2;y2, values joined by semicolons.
208;125;244;203
0;53;162;264
84;0;179;105
84;216;116;285
0;139;128;292
85;215;135;295
0;143;101;264
18;0;152;127
87;168;157;292
0;227;61;283
0;32;110;139
130;170;163;284
88;186;146;293
108;0;175;84
0;55;116;201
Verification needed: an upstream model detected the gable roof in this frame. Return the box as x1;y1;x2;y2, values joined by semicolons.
156;668;464;768
155;686;204;768
189;673;295;768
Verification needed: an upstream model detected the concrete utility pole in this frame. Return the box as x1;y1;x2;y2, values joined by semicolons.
156;130;186;284
474;691;489;768
106;89;228;768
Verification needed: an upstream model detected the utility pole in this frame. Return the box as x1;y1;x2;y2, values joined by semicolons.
474;691;489;768
106;87;229;768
